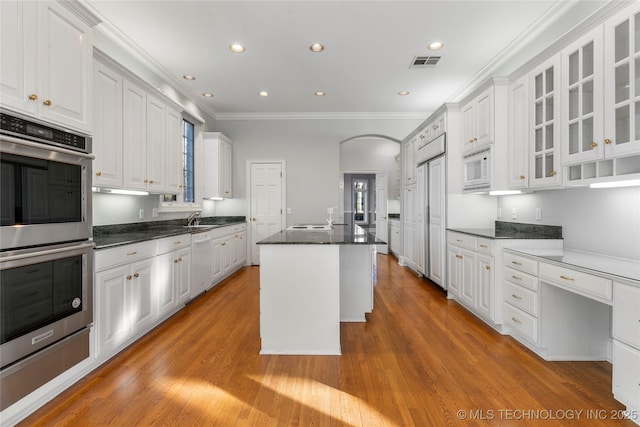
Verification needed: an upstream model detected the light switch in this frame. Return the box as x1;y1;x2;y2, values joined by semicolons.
287;208;291;215
139;208;145;219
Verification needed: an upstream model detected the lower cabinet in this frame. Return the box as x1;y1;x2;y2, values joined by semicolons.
389;220;401;256
156;234;192;319
613;282;640;416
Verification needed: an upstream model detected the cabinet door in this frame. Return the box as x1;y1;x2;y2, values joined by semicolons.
175;247;191;304
428;157;445;287
613;282;640;348
156;252;176;318
235;232;247;267
95;265;130;356
165;106;183;194
403;137;416;185
562;26;604;165
37;1;92;132
221;236;233;277
212;237;224;285
604;4;640;158
146;94;166;192
220;139;233;198
0;1;37;115
475;89;494;147
476;254;494;320
447;246;461;297
460;248;476;307
613;341;640;408
123;80;147;190
461;102;476;153
130;258;155;333
93;62;123;188
508;74;530;188
530;55;562;187
403;224;416;267
403;185;416;225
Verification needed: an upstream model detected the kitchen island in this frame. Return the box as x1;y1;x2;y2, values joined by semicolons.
257;225;383;355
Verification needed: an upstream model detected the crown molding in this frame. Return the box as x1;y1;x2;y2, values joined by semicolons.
214;112;429;121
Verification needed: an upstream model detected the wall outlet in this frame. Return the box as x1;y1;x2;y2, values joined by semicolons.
535;208;542;221
152;208;159;218
139;208;144;220
511;208;517;220
287;208;291;215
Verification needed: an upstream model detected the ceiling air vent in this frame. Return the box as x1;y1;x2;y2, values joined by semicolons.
410;56;441;69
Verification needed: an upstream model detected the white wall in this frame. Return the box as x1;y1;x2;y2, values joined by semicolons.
498;187;640;260
210;118;421;226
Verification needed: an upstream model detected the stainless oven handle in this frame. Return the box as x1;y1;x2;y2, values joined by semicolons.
0;241;95;263
0;134;95;160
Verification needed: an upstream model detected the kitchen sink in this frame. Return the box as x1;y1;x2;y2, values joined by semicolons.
183;224;220;229
286;225;333;231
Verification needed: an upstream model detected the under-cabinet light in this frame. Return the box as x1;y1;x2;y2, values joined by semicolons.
208;197;224;201
93;187;149;196
590;179;640;189
489;190;522;196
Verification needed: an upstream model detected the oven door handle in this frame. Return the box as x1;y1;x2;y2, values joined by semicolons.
0;241;95;263
0;134;95;160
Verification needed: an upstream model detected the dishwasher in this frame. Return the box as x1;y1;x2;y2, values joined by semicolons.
191;230;214;298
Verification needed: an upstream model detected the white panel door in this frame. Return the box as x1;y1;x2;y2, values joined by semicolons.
250;163;284;265
428;156;446;286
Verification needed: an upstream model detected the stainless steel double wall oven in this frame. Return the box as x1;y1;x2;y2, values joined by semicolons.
0;110;94;410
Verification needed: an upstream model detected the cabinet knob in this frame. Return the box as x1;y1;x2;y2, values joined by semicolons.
149;180;154;184
43;99;52;107
473;137;478;142
550;170;557;176
485;265;491;270
174;259;179;263
252;217;256;222
144;179;149;183
96;171;102;177
520;175;525;180
604;138;612;144
468;139;474;143
179;184;183;188
28;94;38;101
127;275;132;280
134;272;140;278
590;141;598;148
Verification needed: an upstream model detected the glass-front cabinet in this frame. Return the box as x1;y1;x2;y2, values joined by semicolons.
530;55;562;188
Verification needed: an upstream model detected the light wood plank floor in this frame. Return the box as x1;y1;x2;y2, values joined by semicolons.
21;254;636;426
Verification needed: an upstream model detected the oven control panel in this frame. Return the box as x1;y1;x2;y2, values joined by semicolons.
0;111;88;152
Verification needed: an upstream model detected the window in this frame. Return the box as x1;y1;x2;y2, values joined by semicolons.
353;179;368;224
160;118;199;210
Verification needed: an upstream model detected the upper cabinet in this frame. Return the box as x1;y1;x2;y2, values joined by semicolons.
402;136;417;185
461;87;494;153
530;54;562;188
508;74;530;189
0;1;97;133
203;132;233;199
93;55;184;194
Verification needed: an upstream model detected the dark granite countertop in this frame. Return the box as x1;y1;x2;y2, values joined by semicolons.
93;216;246;249
257;224;385;245
448;221;563;240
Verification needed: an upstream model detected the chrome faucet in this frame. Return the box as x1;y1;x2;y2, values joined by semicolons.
187;211;201;227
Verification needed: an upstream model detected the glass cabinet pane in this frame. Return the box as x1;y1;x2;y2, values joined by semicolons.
569;87;579;119
545;96;554;122
535;128;543;152
635;58;640;97
535;74;543;99
615;20;630;62
545;124;554;150
616;105;630;145
545;68;554;94
535;155;543;178
615;63;630;103
569;51;579;85
582;80;594;114
583;42;594;78
535;100;543;125
545;153;554;177
569;122;579;154
582;117;594;151
635;13;640;54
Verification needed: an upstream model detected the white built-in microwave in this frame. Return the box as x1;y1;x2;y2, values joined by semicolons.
462;146;491;192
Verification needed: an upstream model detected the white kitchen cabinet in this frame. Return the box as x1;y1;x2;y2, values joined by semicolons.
402;136;417;185
0;1;96;133
447;246;462;297
203;132;233;199
530;54;563;188
389;220;401;256
426;112;446;142
461;87;494;153
613;282;640;415
508;73;530;189
122;79;147;190
190;230;214;297
402;184;417;269
476;253;494;320
156;234;191;318
145;94;166;192
93;61;123;187
165;106;184;194
416;165;425;274
95;242;156;358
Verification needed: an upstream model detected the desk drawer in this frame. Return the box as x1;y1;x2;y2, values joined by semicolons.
505;281;538;317
477;238;494;256
504;266;538;291
504;303;538;344
504;252;537;276
539;262;612;303
448;232;476;250
613;283;640;348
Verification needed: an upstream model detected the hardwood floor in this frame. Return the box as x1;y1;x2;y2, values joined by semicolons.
21;254;635;426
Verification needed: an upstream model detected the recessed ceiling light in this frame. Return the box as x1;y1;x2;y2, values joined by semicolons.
309;43;325;52
259;91;269;97
398;91;410;96
229;43;245;53
202;92;214;97
428;41;444;50
183;75;196;81
315;91;325;96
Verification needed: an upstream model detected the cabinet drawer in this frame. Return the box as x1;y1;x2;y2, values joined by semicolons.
539;262;612;303
504;252;537;275
504;281;538;317
613;283;640;348
504;266;538;291
156;234;191;254
476;238;494;256
448;232;476;250
505;303;538;344
94;241;156;272
613;340;640;407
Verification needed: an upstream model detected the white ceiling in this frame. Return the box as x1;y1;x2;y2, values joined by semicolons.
84;0;605;120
